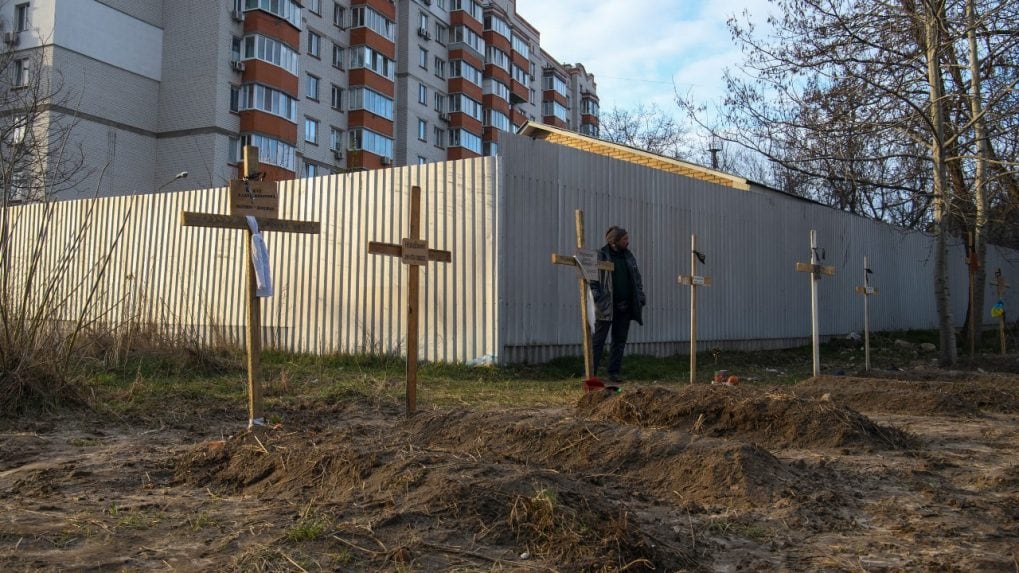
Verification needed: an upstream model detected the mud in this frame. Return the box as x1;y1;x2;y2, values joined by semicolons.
2;372;1019;571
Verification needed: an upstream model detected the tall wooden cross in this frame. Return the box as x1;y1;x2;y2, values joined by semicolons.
551;209;614;383
991;268;1009;355
677;234;712;384
854;256;879;370
367;185;452;416
795;229;835;377
181;146;320;428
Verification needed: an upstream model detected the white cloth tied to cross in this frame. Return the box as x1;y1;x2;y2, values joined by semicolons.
245;216;273;297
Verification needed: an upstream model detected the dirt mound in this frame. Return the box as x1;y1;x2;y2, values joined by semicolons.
576;385;915;451
795;375;1019;415
403;409;806;509
173;423;695;571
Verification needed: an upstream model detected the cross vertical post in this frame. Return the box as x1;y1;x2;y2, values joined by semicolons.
796;229;835;377
180;145;320;428
992;268;1009;355
367;185;452;416
242;147;262;425
855;256;879;371
678;234;712;384
551;209;614;384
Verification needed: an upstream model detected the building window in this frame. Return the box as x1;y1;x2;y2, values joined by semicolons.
230;85;240;112
307;31;321;57
483;14;510;40
332;43;345;69
433;126;445;148
484;141;498;156
304;162;319;178
350;5;396;41
330;127;343;151
434;57;446;79
242;34;300;75
448;128;482;154
307;0;321;15
333;2;346;27
418;83;427;105
434;91;445;112
13;59;30;87
418;156;428;165
237;83;297;121
435;23;448;45
418;11;429;32
305;117;319;144
418;47;428;69
244;0;302;29
511;34;530;59
330;84;344;110
449;59;483;86
418;119;427;141
348;128;394;159
349;45;395;80
15;3;29;32
348;87;395;120
437;0;446;10
242;133;296;171
306;74;320;100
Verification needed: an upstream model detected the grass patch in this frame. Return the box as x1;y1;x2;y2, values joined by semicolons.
65;328;992;421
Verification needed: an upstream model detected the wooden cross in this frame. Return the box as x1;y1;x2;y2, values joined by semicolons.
367;185;452;416
551;209;614;382
795;229;835;377
677;234;712;384
854;256;879;370
181;146;320;428
991;268;1009;355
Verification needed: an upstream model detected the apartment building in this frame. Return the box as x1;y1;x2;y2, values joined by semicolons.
0;0;598;198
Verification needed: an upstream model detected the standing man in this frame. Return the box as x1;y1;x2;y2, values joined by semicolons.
591;226;646;384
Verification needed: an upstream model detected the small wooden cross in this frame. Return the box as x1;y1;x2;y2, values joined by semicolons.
368;185;452;416
991;268;1010;355
551;209;614;383
795;229;835;377
677;234;712;384
854;256;879;370
181;146;320;428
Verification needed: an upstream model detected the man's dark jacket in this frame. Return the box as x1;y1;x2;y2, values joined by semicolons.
590;243;646;325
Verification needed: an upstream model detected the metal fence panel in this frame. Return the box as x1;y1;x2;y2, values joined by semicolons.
498;132;1017;362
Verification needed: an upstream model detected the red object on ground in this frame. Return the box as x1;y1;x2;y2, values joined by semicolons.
583;377;606;392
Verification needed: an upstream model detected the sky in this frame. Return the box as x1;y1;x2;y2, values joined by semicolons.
513;0;774;118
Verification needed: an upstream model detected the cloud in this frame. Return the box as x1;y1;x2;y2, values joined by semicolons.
513;0;775;113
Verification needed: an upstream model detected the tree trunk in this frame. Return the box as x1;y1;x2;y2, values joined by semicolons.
925;0;957;366
967;0;994;356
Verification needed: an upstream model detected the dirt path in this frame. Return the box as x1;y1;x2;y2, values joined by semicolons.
2;376;1018;571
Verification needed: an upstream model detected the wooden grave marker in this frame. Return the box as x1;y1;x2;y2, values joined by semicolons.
181;146;320;428
367;185;452;416
795;229;835;377
677;234;712;384
854;256;879;370
551;209;615;383
991;268;1009;355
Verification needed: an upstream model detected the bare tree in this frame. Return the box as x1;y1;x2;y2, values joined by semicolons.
696;0;1019;365
599;103;691;159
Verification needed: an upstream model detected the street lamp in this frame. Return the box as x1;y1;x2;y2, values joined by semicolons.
156;171;189;192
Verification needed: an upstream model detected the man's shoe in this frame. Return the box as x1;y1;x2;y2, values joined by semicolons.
608;374;624;384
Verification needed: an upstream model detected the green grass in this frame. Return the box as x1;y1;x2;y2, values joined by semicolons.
66;328;1004;419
